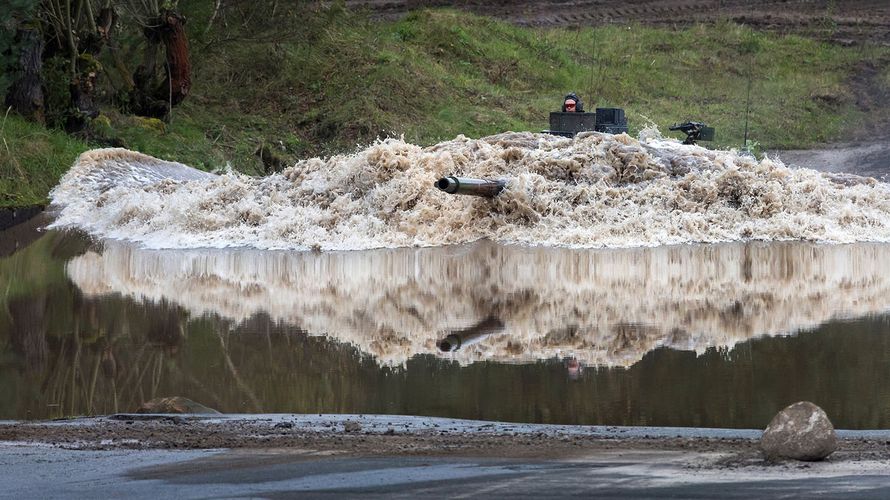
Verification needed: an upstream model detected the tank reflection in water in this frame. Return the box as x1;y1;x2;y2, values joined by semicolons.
3;230;890;428
67;238;890;367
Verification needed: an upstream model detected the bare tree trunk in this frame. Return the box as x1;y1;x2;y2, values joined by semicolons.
96;6;135;91
64;0;77;77
4;27;45;124
67;72;100;132
159;10;191;106
131;22;166;118
205;0;223;34
130;9;192;119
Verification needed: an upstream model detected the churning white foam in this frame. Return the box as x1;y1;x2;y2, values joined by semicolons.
49;131;890;250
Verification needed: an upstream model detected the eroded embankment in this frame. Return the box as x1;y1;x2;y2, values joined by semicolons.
49;131;890;251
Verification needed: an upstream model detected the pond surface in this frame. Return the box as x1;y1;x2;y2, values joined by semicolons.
3;216;890;428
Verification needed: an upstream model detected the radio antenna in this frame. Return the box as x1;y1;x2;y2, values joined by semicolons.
742;72;751;152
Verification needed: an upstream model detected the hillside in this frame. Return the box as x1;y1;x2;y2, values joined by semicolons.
344;0;890;46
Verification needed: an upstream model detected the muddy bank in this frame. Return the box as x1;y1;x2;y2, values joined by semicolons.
0;205;43;232
774;141;890;182
3;414;890;468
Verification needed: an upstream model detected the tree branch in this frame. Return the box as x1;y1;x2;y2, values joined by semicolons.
64;0;77;77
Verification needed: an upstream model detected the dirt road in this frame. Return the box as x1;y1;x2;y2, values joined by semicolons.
774;140;890;181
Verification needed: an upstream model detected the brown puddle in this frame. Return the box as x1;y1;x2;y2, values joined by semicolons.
2;226;890;428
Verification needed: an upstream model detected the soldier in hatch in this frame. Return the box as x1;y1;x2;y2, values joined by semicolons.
561;92;585;112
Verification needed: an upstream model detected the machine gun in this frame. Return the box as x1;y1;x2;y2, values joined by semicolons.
669;122;715;145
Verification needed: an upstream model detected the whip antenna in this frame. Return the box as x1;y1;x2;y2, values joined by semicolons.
742;71;751;151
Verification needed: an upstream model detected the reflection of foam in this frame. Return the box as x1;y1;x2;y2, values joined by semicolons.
67;240;890;367
49;131;890;251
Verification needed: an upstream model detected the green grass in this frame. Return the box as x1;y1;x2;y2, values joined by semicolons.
2;7;889;208
880;65;890;90
533;21;883;148
0;111;88;208
183;8;887;154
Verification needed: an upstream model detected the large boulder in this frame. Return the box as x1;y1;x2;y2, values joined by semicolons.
136;396;220;414
761;401;837;461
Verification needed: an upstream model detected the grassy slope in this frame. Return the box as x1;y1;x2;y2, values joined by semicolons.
0;112;87;207
1;7;887;208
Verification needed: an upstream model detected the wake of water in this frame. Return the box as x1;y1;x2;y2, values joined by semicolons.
49;130;890;250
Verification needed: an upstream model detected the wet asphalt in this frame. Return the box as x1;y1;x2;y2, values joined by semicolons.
4;445;890;499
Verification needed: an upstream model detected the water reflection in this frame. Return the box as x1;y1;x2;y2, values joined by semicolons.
67;239;890;367
4;230;890;427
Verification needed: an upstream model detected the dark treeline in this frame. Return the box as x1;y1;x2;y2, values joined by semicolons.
1;0;319;135
2;0;194;132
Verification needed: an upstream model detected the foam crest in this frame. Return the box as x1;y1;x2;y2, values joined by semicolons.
67;240;890;367
49;132;890;250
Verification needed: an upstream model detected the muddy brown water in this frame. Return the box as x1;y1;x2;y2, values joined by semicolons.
3;221;890;428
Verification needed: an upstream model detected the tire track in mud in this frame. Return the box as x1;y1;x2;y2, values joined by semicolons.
339;0;890;45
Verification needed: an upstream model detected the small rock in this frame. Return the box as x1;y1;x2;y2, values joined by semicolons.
761;401;837;461
383;428;395;436
136;396;220;415
343;421;361;433
274;422;294;429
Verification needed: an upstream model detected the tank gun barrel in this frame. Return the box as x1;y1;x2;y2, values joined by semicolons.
437;316;505;352
435;176;506;198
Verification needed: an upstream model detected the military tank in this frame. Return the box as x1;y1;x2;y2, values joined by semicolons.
434;99;713;198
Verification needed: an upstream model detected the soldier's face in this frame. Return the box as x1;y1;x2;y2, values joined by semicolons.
565;100;576;111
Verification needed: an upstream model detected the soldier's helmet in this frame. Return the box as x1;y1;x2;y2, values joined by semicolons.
562;92;584;112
